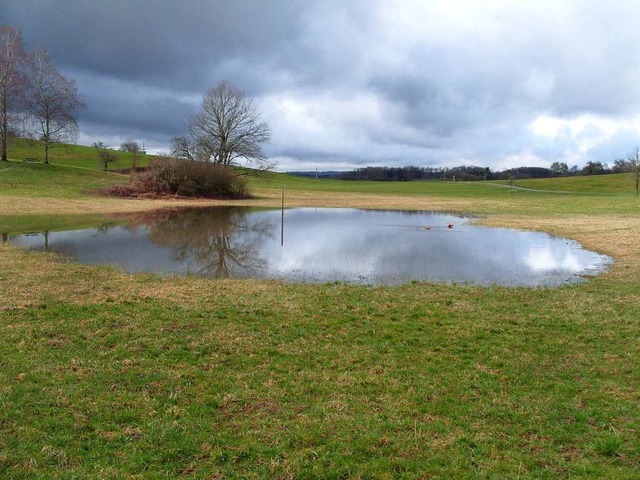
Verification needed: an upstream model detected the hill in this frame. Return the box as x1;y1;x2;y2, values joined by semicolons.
495;173;638;195
0;161;127;199
6;137;156;170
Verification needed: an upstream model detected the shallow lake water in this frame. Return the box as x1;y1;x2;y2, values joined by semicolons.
8;207;611;287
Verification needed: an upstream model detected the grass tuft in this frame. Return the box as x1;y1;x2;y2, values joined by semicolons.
592;435;624;458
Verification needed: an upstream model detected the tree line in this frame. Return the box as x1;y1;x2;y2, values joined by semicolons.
339;165;545;181
337;158;639;186
1;25;82;164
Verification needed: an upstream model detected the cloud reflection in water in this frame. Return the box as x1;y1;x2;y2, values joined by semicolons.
10;207;611;287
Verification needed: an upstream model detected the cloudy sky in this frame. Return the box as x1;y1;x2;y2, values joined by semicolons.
4;0;640;171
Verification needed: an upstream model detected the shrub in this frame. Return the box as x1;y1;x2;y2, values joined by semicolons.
101;157;250;199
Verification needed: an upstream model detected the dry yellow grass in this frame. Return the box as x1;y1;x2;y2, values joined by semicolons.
0;188;564;215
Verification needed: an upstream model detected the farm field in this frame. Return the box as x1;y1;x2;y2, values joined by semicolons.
5;137;156;170
0;147;639;478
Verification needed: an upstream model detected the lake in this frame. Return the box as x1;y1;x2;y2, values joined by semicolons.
7;207;612;287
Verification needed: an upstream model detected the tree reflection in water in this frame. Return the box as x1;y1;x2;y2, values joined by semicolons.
120;207;274;279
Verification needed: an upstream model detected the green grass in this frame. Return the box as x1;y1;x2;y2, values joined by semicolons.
254;169;507;196
1;143;639;478
0;264;638;478
0;161;127;199
6;137;156;170
494;173;639;195
254;169;639;196
250;171;640;218
252;168;640;200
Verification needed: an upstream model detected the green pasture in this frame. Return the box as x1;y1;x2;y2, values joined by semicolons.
5;137;155;170
0;144;639;478
492;173;638;195
0;161;126;199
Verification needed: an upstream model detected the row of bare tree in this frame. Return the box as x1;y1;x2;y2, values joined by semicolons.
0;25;81;164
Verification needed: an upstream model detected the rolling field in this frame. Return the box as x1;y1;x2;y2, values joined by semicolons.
5;137;156;170
0;146;639;478
491;173;638;195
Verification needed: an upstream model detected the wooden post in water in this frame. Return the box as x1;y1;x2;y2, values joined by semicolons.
281;186;285;246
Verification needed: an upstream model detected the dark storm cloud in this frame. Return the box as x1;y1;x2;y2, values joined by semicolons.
4;0;640;169
4;0;305;91
69;71;191;134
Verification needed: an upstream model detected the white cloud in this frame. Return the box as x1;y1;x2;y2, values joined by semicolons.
6;0;640;170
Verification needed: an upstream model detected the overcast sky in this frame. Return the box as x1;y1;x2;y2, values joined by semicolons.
4;0;640;171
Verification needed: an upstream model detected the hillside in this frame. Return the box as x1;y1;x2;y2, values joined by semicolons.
7;137;639;197
0;161;127;199
495;173;639;195
6;137;156;170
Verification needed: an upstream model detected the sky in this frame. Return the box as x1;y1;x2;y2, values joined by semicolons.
4;0;640;171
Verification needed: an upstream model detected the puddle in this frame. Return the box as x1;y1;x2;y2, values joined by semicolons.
6;207;612;286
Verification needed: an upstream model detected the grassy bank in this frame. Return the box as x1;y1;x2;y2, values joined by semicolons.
491;173;638;195
1;159;639;478
5;137;155;170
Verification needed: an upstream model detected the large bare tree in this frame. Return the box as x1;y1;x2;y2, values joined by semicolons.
26;47;82;164
172;81;272;170
0;26;28;161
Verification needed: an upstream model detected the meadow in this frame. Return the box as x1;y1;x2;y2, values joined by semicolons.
0;143;639;478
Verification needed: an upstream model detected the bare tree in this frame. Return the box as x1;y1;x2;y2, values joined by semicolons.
94;142;117;171
0;26;29;162
120;140;140;168
25;47;82;164
628;147;640;196
180;81;273;170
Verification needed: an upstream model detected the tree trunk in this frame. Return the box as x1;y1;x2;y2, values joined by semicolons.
44;118;50;164
1;95;7;161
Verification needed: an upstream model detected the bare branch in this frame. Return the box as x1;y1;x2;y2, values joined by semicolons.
25;47;83;164
185;81;273;170
0;25;29;161
93;141;117;171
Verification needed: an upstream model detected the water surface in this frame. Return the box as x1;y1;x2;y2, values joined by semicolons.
8;207;611;286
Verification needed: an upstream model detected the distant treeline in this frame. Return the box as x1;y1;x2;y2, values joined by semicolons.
339;165;492;181
331;160;635;181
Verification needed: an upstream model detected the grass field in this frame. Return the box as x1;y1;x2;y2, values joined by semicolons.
5;137;156;170
1;146;639;478
492;173;639;195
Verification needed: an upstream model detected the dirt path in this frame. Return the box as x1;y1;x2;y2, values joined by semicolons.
485;182;576;194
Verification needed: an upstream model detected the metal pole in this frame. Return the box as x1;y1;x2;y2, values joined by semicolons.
280;186;285;246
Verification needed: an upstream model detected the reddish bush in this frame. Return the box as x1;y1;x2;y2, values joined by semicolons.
100;157;250;199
